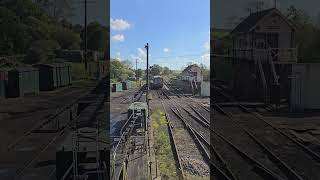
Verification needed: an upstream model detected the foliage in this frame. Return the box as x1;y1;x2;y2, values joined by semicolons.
151;110;177;179
0;0;82;60
110;59;135;81
245;0;271;13
283;5;320;60
136;69;144;79
81;22;109;52
52;26;81;49
149;64;163;76
71;62;89;80
211;29;232;55
200;63;210;81
162;66;171;76
23;40;60;64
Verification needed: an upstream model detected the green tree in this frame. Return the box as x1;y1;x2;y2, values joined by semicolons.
23;40;60;64
162;66;171;75
52;26;81;49
110;59;135;81
122;60;133;69
82;22;109;51
0;0;81;58
149;64;163;76
200;63;210;81
136;69;144;79
284;5;320;60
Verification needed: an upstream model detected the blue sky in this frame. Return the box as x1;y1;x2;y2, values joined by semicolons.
110;0;210;70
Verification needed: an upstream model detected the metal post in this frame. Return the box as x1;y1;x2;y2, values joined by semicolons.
145;43;149;118
84;0;88;70
136;59;138;87
156;160;158;177
149;161;152;180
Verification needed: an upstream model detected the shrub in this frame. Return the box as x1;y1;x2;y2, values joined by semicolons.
23;40;60;64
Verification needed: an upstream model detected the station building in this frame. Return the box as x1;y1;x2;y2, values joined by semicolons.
214;8;320;111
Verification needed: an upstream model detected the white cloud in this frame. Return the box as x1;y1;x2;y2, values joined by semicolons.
203;41;210;51
115;52;121;60
130;48;150;64
110;18;131;31
137;48;146;57
201;52;210;63
201;32;210;63
112;34;125;42
163;48;170;53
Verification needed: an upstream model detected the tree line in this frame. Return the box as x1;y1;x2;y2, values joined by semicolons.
0;0;109;66
110;58;210;82
110;58;175;82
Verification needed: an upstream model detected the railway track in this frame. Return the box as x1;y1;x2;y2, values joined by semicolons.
118;84;146;104
212;87;320;180
8;78;108;180
159;89;210;177
156;90;185;180
110;85;148;180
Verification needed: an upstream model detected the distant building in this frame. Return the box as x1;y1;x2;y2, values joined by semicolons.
55;50;84;62
231;8;297;63
181;64;203;82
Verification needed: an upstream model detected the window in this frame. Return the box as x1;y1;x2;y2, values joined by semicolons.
255;39;265;49
239;39;247;48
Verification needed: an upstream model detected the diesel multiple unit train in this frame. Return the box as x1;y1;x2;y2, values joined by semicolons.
151;75;164;90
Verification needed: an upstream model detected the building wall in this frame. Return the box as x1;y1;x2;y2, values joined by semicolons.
233;10;296;62
232;60;262;101
182;66;203;82
291;63;320;110
213;56;233;88
256;12;292;33
201;81;210;97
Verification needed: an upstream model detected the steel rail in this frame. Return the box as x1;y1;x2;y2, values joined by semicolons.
170;107;210;162
160;95;185;180
13;79;108;179
168;99;238;180
164;81;209;112
215;87;320;163
213;88;317;180
211;129;286;180
7;80;102;150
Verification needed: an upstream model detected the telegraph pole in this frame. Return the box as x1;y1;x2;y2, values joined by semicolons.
136;59;138;87
145;43;149;117
84;0;88;70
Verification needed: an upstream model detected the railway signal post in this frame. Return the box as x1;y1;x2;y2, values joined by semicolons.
145;43;150;118
84;0;88;70
136;59;139;87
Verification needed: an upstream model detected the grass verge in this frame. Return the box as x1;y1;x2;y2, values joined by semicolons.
151;109;178;179
70;62;89;80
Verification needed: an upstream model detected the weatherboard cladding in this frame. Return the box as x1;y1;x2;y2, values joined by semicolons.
231;8;274;33
7;67;39;97
33;63;72;91
33;64;58;91
231;8;296;34
112;82;123;92
0;80;5;98
122;81;132;90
